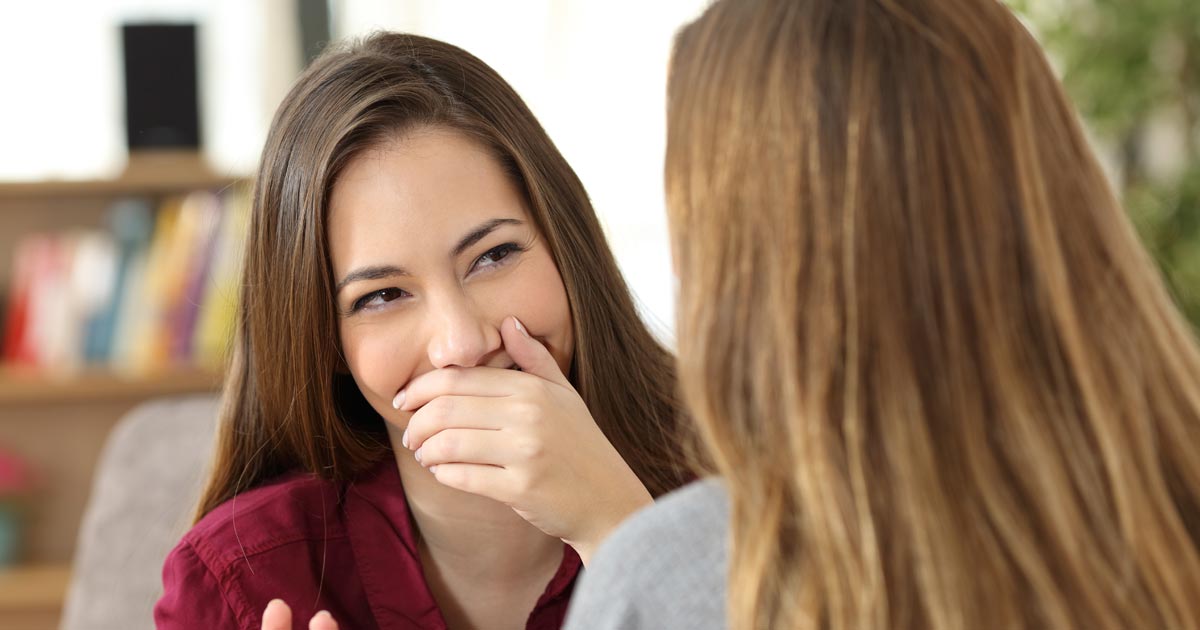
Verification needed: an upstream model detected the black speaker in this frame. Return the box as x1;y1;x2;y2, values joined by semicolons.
122;23;201;150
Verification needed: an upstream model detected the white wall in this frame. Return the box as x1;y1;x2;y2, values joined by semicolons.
0;0;709;340
0;0;299;180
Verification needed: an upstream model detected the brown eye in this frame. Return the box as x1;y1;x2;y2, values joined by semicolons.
470;242;525;273
352;287;408;312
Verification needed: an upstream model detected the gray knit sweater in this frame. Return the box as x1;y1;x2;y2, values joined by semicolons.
564;479;730;630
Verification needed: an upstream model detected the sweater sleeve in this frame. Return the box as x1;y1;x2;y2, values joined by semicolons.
154;540;247;629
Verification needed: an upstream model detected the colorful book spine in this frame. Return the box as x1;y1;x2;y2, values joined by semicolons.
1;236;37;366
171;191;222;364
1;186;248;376
86;199;154;363
193;184;251;368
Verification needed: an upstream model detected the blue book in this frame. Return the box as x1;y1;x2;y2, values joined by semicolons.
85;199;154;363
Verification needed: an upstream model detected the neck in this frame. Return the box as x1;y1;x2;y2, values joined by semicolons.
389;431;563;583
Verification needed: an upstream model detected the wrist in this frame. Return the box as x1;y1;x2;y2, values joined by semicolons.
569;484;653;567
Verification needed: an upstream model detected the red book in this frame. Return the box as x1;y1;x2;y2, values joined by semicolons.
2;236;41;366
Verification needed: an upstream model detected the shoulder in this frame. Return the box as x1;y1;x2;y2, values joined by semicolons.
157;472;351;628
614;477;729;552
165;471;349;589
565;479;729;630
185;471;348;567
593;478;728;581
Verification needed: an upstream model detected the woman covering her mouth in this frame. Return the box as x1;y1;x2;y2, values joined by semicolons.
154;32;690;630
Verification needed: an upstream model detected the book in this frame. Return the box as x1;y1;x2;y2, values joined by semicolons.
28;234;73;372
67;230;118;372
170;191;222;363
2;237;36;366
193;184;250;368
86;199;155;363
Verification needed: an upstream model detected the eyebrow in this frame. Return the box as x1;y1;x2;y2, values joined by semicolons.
335;217;524;295
335;264;410;295
452;218;523;258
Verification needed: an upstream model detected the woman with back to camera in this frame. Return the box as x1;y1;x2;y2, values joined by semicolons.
566;0;1200;628
153;32;690;630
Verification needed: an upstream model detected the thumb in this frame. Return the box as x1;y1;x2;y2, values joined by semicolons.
502;316;571;388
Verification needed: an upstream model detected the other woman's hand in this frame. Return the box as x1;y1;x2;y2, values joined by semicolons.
261;599;339;630
398;316;653;565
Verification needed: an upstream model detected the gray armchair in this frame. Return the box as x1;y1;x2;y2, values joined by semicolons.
59;395;219;630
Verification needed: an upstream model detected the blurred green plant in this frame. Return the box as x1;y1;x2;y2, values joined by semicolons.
1006;0;1200;327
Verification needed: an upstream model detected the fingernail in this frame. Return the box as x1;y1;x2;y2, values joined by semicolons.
401;429;409;449
392;389;405;410
315;610;332;619
414;447;422;463
513;316;530;338
429;465;438;474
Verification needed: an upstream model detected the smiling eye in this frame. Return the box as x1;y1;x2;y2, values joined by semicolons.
352;287;409;312
470;242;525;273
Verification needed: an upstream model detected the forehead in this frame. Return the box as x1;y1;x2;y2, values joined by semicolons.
326;127;530;266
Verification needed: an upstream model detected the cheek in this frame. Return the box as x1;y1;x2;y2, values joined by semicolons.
507;254;574;373
339;321;418;409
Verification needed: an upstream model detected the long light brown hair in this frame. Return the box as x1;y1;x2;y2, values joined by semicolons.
196;32;688;520
667;0;1200;628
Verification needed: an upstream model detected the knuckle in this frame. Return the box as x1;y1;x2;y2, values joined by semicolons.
434;433;458;459
517;401;544;426
517;436;544;460
433;396;455;420
512;471;535;495
441;467;472;492
418;398;450;433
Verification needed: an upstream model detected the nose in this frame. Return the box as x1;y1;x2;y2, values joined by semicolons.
425;291;501;369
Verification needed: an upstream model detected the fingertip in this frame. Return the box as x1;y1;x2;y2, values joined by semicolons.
311;610;339;630
262;598;291;630
511;315;530;338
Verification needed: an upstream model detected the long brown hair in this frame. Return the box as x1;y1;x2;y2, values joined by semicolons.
196;32;688;520
667;0;1200;628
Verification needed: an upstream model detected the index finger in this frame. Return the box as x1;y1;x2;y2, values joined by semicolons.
403;395;507;451
396;365;530;411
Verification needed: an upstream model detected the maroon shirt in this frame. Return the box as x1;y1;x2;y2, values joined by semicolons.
154;457;581;629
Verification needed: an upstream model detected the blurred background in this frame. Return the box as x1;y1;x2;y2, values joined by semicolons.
0;0;1194;628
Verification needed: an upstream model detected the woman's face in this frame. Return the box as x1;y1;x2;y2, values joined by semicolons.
328;127;574;429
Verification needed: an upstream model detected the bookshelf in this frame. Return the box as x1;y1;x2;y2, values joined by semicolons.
0;154;242;628
0;173;234;199
0;367;221;405
0;152;240;296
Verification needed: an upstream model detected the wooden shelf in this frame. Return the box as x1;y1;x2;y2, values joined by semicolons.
0;367;222;405
0;563;71;610
0;151;245;200
0;175;241;200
